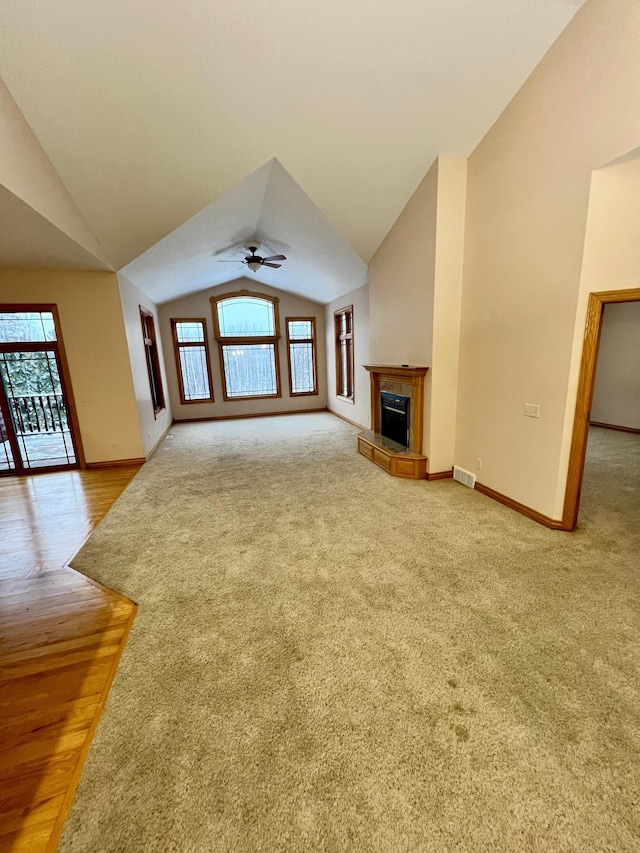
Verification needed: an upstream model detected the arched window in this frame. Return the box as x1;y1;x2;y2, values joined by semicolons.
211;290;281;400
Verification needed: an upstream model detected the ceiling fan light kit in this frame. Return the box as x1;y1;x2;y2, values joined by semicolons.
218;244;287;272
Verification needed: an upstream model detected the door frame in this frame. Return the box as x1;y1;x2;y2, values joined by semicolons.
0;303;85;473
562;288;640;530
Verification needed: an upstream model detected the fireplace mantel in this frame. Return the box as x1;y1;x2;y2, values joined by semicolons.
358;364;429;479
364;364;429;381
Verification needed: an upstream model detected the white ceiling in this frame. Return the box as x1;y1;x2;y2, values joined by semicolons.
0;0;587;304
120;159;368;305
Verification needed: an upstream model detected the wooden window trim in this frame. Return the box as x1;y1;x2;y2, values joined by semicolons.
170;318;214;404
334;305;354;404
210;290;282;402
140;308;165;417
286;317;318;397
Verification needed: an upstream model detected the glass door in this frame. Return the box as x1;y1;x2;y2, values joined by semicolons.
0;309;80;475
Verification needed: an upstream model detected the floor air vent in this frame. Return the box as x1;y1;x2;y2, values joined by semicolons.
453;466;476;489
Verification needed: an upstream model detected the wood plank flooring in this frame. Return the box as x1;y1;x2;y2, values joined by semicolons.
0;466;141;852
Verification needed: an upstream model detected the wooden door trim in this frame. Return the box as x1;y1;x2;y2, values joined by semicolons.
0;303;85;471
562;288;640;530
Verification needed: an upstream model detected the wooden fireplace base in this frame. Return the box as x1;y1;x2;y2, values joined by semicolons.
359;364;429;480
357;431;427;480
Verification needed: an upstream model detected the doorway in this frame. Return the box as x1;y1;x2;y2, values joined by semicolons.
562;289;640;529
0;306;83;475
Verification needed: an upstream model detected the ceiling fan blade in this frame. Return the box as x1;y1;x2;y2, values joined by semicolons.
262;254;286;262
217;260;245;263
262;262;282;268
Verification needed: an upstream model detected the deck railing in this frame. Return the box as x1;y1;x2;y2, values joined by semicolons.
9;393;68;435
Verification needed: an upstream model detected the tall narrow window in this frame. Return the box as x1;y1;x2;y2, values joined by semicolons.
140;308;165;415
334;305;354;402
171;319;214;403
210;290;281;400
286;318;318;396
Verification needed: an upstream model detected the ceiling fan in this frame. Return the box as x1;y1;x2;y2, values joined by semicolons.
218;245;286;272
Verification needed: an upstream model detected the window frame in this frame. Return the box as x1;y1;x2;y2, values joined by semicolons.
334;305;354;403
170;318;214;405
140;307;165;417
285;316;318;397
210;289;282;402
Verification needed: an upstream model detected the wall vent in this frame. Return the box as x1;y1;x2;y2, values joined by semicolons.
453;466;476;489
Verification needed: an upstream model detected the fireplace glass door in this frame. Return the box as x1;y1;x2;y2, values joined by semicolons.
380;391;410;448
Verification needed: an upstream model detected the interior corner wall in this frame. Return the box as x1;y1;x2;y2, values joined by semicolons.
455;0;640;519
118;275;172;456
429;157;467;474
590;302;640;430
368;159;438;453
158;279;327;421
325;284;370;429
0;269;144;463
0;79;108;265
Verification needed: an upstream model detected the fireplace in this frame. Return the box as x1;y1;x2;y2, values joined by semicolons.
380;391;410;448
357;365;429;480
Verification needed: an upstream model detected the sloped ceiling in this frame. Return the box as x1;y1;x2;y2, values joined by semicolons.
0;0;587;303
120;159;368;304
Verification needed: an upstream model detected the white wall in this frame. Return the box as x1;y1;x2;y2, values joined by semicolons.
325;284;370;429
591;302;640;429
118;274;172;456
158;278;327;420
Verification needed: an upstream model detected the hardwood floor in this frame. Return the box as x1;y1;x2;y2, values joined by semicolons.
0;465;141;852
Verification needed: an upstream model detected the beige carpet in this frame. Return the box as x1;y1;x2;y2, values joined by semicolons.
62;415;640;852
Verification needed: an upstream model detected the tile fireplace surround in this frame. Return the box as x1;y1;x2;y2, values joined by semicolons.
357;365;429;480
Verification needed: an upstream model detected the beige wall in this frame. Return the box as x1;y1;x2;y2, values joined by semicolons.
560;158;640;457
158;279;327;420
0;270;144;462
368;156;466;473
325;284;370;429
429;157;466;473
591;302;640;429
369;160;437;368
118;275;173;455
455;0;640;519
0;80;108;266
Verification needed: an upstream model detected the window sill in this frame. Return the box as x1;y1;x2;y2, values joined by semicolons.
336;395;355;405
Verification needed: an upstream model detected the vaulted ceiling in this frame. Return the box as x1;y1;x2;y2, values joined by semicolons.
0;0;586;304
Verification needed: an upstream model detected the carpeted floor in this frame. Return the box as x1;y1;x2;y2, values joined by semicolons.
62;415;640;852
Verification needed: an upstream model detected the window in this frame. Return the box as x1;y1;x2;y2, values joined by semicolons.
170;319;214;404
211;290;281;400
334;305;354;402
286;318;318;396
140;308;165;415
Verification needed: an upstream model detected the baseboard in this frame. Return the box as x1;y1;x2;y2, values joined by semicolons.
426;468;453;481
173;407;327;424
328;408;367;431
146;422;177;460
85;457;146;469
590;421;640;435
474;481;566;530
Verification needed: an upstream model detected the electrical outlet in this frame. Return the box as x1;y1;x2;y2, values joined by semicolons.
476;458;483;470
524;403;540;418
